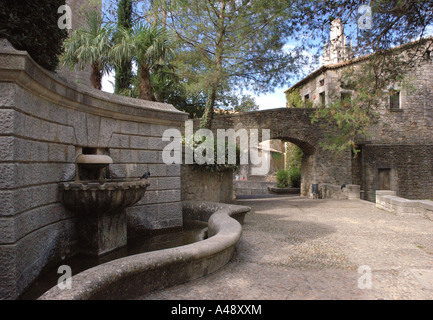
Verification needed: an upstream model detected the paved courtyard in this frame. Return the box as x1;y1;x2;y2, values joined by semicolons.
142;196;433;300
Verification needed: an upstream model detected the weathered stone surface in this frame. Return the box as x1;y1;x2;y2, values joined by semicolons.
129;135;148;149
85;113;101;147
0;203;73;244
362;145;433;201
181;166;234;204
109;133;129;149
38;201;250;300
98;117;120;147
0;109;15;134
0;39;187;299
376;191;433;219
203;111;353;197
209;80;433;200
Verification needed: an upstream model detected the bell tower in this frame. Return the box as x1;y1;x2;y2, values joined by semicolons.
322;19;352;65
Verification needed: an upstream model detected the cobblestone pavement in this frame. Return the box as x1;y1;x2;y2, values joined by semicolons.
141;197;433;300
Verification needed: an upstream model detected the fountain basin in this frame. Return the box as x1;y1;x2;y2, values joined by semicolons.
59;178;150;256
59;179;150;215
39;201;251;300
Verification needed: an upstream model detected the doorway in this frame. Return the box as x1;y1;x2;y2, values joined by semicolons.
378;168;391;190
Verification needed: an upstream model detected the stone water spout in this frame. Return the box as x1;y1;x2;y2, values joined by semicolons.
59;153;150;256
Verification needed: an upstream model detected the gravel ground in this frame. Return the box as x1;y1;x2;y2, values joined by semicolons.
140;197;433;300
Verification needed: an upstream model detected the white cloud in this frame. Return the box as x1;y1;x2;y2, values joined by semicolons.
425;25;433;37
102;70;115;93
252;88;287;110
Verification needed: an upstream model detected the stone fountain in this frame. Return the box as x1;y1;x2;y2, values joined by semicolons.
59;153;150;256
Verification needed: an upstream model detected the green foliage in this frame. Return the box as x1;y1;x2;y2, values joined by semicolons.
214;93;260;113
312;49;418;154
288;167;301;188
114;0;133;94
276;169;290;188
271;152;283;162
148;0;301;127
233;95;260;113
111;24;176;100
116;0;133;30
286;89;304;108
285;143;303;169
285;1;433;155
183;135;241;173
60;11;113;89
276;167;301;188
0;0;67;71
287;1;433;60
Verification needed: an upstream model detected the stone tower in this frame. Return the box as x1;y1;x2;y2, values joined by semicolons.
322;18;352;65
56;0;101;87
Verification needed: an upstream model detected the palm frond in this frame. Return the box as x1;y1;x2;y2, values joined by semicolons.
60;10;113;75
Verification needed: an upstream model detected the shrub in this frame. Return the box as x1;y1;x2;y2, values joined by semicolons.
276;169;290;188
0;0;68;71
288;167;301;188
184;135;241;173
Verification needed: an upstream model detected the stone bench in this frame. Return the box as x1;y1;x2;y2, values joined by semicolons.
376;190;433;220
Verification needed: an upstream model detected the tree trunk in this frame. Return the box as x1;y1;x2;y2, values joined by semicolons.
201;0;226;129
138;63;155;101
115;0;133;94
201;87;217;129
90;62;102;90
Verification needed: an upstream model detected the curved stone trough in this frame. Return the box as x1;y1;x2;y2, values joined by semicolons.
38;201;250;300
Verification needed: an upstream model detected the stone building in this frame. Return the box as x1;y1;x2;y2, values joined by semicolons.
285;21;433;202
322;18;353;65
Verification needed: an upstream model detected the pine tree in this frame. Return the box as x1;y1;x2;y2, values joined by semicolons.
114;0;133;94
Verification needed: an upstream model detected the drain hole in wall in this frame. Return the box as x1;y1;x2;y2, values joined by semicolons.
82;147;98;155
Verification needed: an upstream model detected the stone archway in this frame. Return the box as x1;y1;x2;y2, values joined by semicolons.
208;108;353;197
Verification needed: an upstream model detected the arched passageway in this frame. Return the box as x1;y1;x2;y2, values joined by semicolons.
208;108;353;197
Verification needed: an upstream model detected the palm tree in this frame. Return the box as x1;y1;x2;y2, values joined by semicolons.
111;24;175;101
60;11;113;90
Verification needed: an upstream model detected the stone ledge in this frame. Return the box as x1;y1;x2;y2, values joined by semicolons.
0;39;187;126
375;190;433;219
319;183;361;200
38;201;250;300
268;186;301;194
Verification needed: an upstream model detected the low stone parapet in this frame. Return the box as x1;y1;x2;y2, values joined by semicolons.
375;190;433;220
234;181;275;196
181;166;234;203
319;184;361;200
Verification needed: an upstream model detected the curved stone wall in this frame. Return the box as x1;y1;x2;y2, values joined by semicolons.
0;39;188;299
38;201;250;300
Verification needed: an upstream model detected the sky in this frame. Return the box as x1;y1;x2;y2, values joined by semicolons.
102;75;288;110
253;89;288;110
101;43;309;111
100;0;301;111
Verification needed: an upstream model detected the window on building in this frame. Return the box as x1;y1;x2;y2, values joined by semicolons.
390;90;400;109
304;94;310;107
319;91;326;107
319;79;325;86
340;92;351;107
